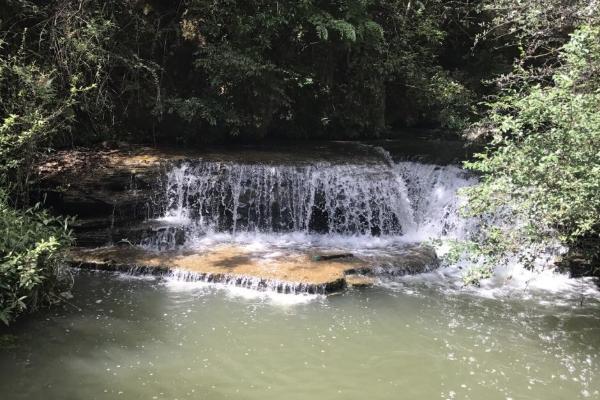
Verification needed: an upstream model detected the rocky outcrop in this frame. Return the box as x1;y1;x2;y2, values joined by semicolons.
34;147;181;246
34;144;379;246
34;142;467;247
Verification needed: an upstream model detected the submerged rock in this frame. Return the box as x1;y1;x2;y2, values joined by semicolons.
345;275;376;288
344;245;439;277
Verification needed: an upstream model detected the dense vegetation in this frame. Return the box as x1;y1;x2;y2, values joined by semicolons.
0;192;72;324
0;0;598;320
461;2;600;282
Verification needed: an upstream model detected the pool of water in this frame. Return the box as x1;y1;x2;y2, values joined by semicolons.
1;271;600;400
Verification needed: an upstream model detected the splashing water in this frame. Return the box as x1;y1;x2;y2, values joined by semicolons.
156;156;474;241
160;162;416;236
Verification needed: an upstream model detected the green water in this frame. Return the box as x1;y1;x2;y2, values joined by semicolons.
1;271;599;400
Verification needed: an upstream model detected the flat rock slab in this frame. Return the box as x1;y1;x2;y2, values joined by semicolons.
69;243;439;294
70;245;364;293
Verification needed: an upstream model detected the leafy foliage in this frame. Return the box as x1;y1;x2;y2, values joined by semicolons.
0;0;158;321
462;24;600;275
2;1;478;144
0;35;88;196
0;192;72;324
0;0;161;188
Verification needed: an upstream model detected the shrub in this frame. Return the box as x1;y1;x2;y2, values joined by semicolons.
0;193;72;325
462;25;600;277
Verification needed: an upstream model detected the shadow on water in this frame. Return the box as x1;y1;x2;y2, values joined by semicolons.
0;271;173;399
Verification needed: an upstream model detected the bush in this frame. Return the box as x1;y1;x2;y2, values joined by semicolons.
462;25;600;275
0;193;72;325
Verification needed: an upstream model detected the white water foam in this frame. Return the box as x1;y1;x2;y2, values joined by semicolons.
162;274;322;305
382;257;600;303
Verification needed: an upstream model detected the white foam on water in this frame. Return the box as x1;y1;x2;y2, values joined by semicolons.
477;263;600;300
114;272;160;282
383;259;600;303
162;275;322;306
184;230;417;253
222;285;322;305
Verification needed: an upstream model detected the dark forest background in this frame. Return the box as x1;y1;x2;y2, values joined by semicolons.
1;0;504;146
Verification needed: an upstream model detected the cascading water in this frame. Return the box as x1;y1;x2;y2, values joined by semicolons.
152;153;475;246
136;145;598;299
395;162;476;240
160;162;416;236
133;147;478;293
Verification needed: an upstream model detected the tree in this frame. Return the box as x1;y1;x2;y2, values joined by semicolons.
160;0;474;140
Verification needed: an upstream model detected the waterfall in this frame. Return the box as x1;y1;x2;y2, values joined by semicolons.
146;149;476;250
395;161;476;240
137;145;598;298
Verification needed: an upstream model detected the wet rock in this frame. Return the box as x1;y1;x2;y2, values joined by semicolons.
69;245;358;294
32;144;395;247
345;275;376;287
370;245;439;276
38;143;445;296
33;142;468;249
313;253;354;261
342;245;440;278
34;148;169;247
68;242;440;294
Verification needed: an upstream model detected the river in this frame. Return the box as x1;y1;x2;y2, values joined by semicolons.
1;270;599;399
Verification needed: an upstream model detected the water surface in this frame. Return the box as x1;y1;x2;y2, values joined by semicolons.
1;271;599;400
